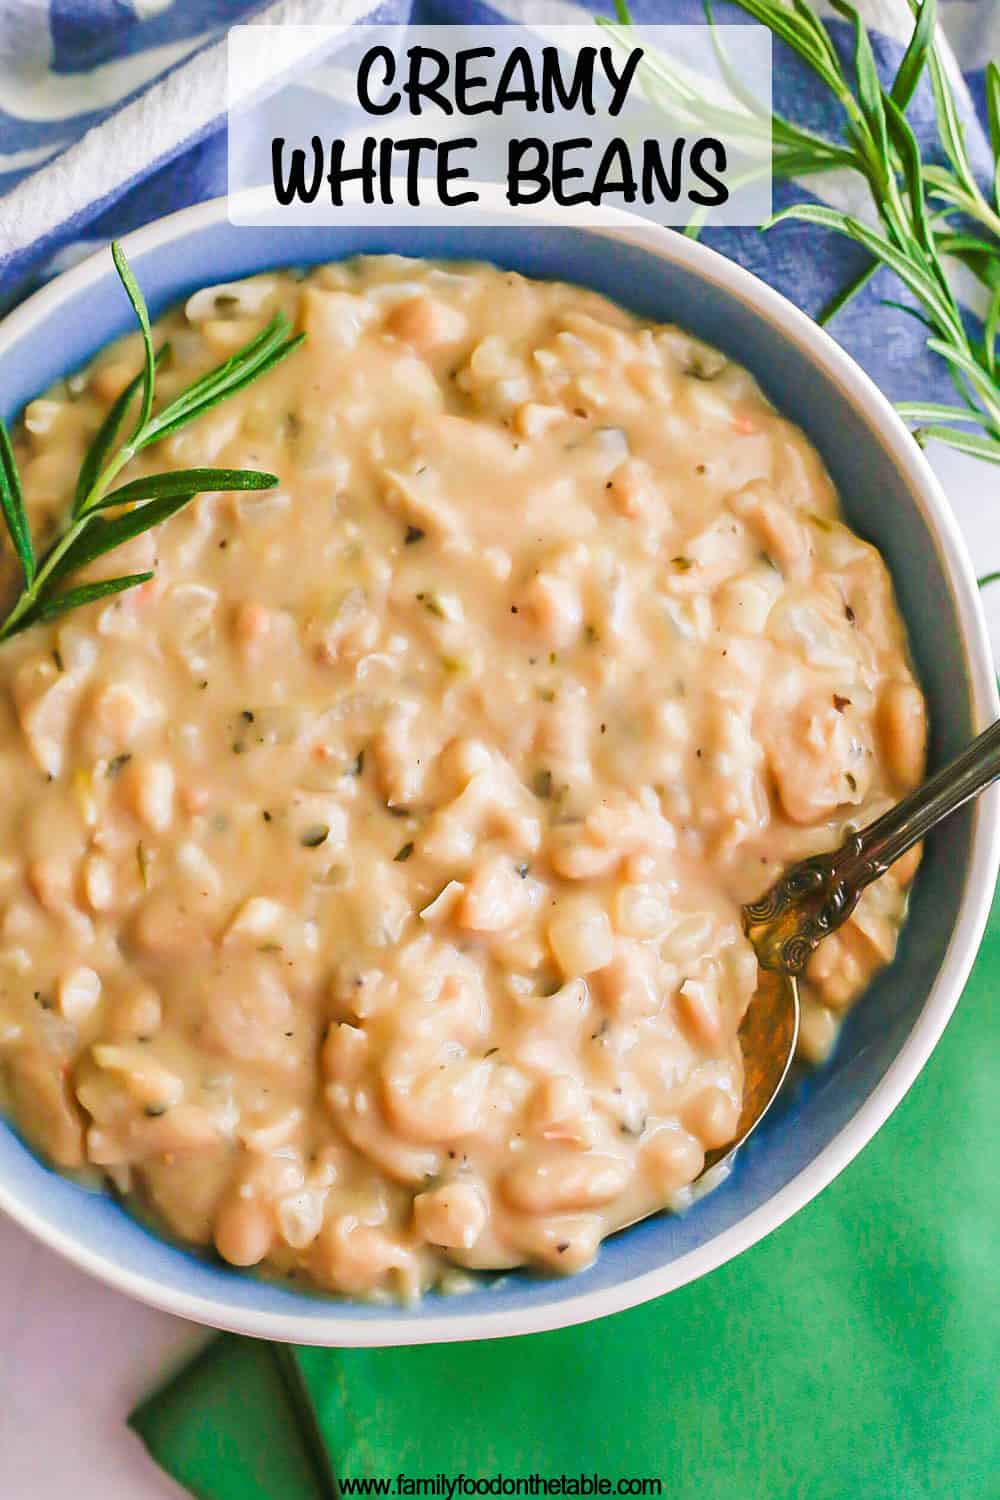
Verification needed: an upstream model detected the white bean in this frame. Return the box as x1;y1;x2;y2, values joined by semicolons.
548;898;614;977
57;966;101;1026
215;1195;274;1267
414;1182;487;1249
501;1152;630;1213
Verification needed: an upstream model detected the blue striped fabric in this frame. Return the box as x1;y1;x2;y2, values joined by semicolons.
0;0;996;416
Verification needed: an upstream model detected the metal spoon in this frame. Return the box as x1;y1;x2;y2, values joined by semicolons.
701;715;1000;1176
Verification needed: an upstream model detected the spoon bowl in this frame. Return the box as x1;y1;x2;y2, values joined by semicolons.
702;969;799;1175
709;715;1000;1177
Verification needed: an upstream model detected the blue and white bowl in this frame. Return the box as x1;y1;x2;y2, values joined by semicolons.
0;195;996;1346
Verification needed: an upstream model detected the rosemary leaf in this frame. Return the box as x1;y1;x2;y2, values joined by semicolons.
146;333;305;441
134;319;286;439
143;334;306;446
987;61;1000;208
36;573;155;621
703;0;770;123
48;491;196;581
831;0;890;172
140;315;300;446
925;336;1000;410
942;247;1000;294
72;347;167;516
878;298;938;335
772;145;857;178
883;93;935;259
913;425;1000;462
1;572;154;640
923;30;979;201
0;419;34;587
97;467;279;510
986;287;1000;379
895;400;982;423
111;242;156;439
920;163;974;211
891;0;936;109
934;232;1000;262
817;259;879;326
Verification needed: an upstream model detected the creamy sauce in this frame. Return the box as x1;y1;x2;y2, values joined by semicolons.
0;257;926;1298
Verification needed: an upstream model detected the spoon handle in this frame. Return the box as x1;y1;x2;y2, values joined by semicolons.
744;716;1000;975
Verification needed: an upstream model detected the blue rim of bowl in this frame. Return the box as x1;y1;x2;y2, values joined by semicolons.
0;191;997;1345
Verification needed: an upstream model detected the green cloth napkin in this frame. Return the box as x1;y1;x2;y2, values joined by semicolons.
131;890;1000;1500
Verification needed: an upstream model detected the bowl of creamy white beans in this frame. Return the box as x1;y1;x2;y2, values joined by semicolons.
0;195;995;1346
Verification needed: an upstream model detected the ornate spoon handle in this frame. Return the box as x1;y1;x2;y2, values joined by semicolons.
744;717;1000;975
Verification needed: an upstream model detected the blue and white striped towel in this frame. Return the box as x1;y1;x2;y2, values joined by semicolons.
1;0;999;644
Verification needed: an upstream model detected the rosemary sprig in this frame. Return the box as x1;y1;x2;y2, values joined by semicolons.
0;241;305;642
602;0;1000;463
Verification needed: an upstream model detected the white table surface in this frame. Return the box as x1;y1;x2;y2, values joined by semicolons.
0;444;997;1500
